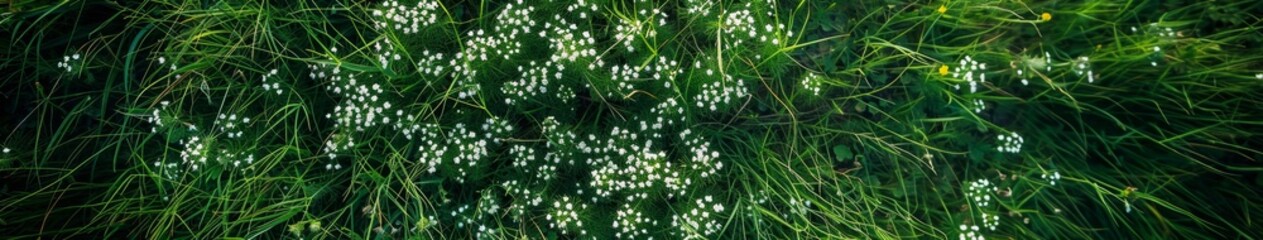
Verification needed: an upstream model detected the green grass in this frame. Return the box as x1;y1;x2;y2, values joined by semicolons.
2;0;1262;239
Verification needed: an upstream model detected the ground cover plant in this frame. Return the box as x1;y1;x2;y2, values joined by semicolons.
2;0;1263;239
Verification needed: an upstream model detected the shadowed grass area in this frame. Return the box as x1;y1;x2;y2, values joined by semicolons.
2;0;1261;239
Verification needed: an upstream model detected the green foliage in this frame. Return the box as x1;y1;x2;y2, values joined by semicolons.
2;0;1262;239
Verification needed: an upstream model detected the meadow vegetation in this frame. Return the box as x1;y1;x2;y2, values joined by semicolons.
2;0;1262;239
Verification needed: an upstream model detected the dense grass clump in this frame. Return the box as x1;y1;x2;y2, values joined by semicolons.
2;0;1262;239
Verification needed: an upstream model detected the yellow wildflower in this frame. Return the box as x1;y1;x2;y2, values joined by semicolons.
938;5;947;14
1041;12;1052;21
938;65;949;76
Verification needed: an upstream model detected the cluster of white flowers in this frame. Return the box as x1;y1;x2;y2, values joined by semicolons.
659;128;723;198
684;0;716;17
374;38;403;69
996;132;1023;154
590;146;667;201
261;69;284;95
634;97;686;140
415;49;448;79
980;212;1000;231
613;7;667;53
143;101;179;133
550;117;721;204
1041;171;1062;186
717;3;788;54
541;116;577;169
1071;56;1095;83
314;64;397;129
563;0;598;20
801;72;825;96
160;113;250;174
444;118;513;183
410;123;445;173
959;178;1001;240
649;97;685;123
958;224;986;240
310;62;423;171
509;144;554;181
56;53;81;73
609;63;643;97
680;128;722;178
672;195;725;237
141;87;255;177
214;113;251;139
719;6;757;50
505;145;535;169
178;136;209;171
501;180;545;219
451;0;536;99
503;60;573;106
547;196;588;235
952;55;986;93
613;203;655;239
544;3;598;63
371;0;440;35
966;179;996;208
574;125;662;200
696;75;749;112
607;56;680;98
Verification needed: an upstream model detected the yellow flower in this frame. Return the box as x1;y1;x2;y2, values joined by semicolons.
1041;12;1052;21
938;5;947;14
938;65;949;76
